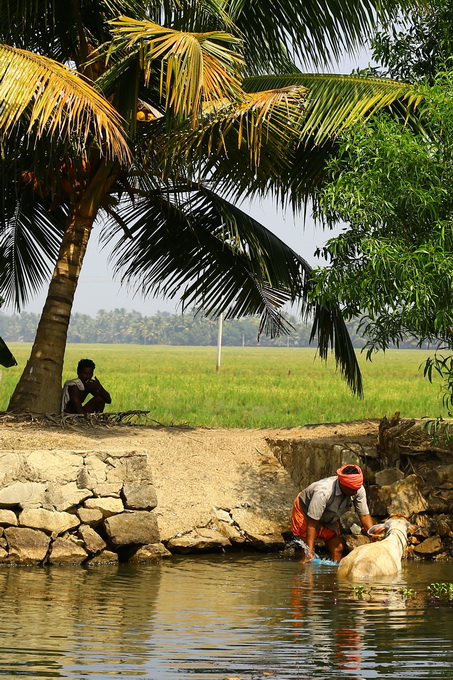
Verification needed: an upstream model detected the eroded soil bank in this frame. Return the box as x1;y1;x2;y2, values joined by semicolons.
0;418;451;564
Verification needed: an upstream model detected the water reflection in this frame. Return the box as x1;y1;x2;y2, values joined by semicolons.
0;557;451;678
0;564;161;678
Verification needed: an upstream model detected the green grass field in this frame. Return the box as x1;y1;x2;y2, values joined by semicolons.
0;344;447;427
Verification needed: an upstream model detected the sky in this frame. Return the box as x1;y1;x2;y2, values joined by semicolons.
5;49;374;319
13;200;340;318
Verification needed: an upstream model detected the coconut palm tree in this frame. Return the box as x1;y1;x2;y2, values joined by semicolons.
1;0;419;413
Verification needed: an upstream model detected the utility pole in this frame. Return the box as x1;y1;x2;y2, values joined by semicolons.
216;313;223;372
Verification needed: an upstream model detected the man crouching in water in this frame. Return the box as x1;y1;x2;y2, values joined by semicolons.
291;464;374;563
61;358;112;415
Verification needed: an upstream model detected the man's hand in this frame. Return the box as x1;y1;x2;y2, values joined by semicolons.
87;377;112;404
300;547;315;564
301;518;318;564
358;514;380;541
87;377;104;395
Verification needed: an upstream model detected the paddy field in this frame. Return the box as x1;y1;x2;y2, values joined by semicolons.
1;344;447;427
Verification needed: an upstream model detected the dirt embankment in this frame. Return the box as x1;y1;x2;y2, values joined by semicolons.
1;418;453;561
0;419;378;539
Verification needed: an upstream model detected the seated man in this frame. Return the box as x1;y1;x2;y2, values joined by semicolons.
291;464;374;563
61;358;111;414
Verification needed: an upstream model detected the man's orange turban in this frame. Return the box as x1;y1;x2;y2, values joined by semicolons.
337;464;363;490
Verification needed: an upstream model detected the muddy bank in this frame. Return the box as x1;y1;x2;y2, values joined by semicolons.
0;418;451;564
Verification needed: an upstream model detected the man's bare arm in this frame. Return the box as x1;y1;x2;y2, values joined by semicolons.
301;517;318;563
88;378;111;404
359;513;374;535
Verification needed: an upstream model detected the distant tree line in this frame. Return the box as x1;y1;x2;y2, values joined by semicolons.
0;309;429;349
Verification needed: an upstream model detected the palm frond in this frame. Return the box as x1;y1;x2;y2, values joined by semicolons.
227;0;417;71
0;0;147;58
156;0;237;33
243;73;422;143
163;84;306;173
101;183;362;393
159;73;421;209
104;17;244;122
103;185;310;334
160;74;420;206
0;44;131;163
0;188;66;310
309;303;363;397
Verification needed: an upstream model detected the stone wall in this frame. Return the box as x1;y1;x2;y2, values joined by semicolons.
267;433;453;561
1;428;453;565
0;447;288;565
0;449;163;565
267;436;379;489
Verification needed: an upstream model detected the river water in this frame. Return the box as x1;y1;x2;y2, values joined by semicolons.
1;554;452;679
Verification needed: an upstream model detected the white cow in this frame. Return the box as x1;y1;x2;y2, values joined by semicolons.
337;515;411;580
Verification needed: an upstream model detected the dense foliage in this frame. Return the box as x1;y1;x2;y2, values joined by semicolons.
311;70;453;408
0;309;430;349
371;0;453;82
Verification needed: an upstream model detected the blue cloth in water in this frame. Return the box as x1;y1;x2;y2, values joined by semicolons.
312;558;338;566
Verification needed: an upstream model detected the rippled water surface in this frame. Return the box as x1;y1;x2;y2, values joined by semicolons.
1;555;453;679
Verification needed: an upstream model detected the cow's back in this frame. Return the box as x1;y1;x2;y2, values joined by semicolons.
337;539;401;580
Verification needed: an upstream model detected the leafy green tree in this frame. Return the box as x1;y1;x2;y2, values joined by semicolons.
67;314;96;344
372;0;453;82
0;306;436;348
1;0;419;412
311;71;453;407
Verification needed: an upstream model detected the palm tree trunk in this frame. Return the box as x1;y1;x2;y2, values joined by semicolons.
8;204;97;414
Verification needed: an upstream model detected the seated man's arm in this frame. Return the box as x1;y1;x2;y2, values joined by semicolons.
67;385;86;414
89;378;111;404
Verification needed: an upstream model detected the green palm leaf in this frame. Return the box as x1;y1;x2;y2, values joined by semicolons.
244;73;421;143
155;0;237;33
0;188;66;310
0;0;147;58
163;74;419;176
228;0;418;72
102;183;362;393
161;85;306;180
162;73;421;207
103;186;306;328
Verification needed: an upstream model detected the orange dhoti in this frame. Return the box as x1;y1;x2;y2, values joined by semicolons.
291;496;337;542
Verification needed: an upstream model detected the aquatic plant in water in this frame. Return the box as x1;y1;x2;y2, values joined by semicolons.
353;583;453;603
352;585;368;599
398;587;415;599
428;582;453;599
